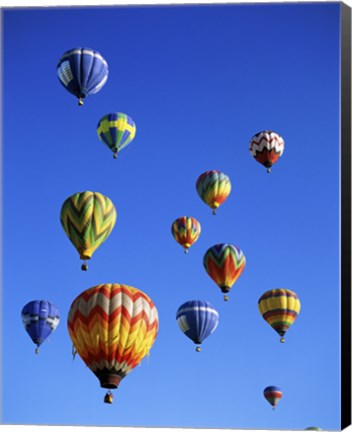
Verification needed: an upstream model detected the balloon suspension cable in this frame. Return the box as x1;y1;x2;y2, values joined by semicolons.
280;337;285;343
196;346;201;352
224;294;229;301
78;98;84;106
81;261;88;271
35;346;39;355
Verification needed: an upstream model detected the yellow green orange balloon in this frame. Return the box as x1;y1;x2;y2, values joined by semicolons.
60;191;117;270
203;243;246;301
171;216;201;253
196;170;231;214
258;288;301;342
67;284;159;400
97;112;136;158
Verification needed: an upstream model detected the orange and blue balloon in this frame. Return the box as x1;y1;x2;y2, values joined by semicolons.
196;170;231;214
176;300;219;352
171;216;201;253
203;243;246;301
258;288;301;342
21;300;60;354
97;112;136;159
57;47;109;106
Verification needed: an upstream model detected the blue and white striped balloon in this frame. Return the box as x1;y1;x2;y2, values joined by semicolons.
21;300;60;354
176;300;219;351
57;47;109;105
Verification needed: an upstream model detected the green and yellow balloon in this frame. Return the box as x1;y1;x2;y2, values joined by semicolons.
97;112;136;158
60;191;117;270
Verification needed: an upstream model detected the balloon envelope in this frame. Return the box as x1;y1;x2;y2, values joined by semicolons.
249;130;284;173
258;288;301;342
203;243;246;299
97;112;136;158
60;191;117;269
196;170;231;214
176;300;219;349
263;385;283;408
67;283;159;389
21;300;60;351
171;216;201;252
57;47;108;105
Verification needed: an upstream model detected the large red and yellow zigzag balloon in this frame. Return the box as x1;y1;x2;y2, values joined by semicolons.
67;283;159;389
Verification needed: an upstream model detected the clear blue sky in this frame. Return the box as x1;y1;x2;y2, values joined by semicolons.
2;2;342;430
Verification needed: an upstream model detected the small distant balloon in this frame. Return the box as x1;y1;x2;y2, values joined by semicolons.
176;300;219;352
21;300;60;354
258;288;301;342
263;386;283;409
196;170;231;214
171;216;201;253
249;130;284;173
57;47;109;106
203;243;246;301
97;112;136;159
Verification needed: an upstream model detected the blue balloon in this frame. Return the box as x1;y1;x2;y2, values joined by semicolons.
176;300;219;351
57;47;109;105
21;300;60;354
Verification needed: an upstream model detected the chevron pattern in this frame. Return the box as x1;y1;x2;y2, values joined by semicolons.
97;112;136;157
60;191;117;261
258;289;300;340
249;130;285;169
171;216;201;252
196;170;231;213
67;283;159;389
203;243;246;293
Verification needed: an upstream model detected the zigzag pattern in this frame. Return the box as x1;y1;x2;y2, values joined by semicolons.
196;170;231;211
258;289;300;337
60;191;117;260
249;130;285;157
67;284;158;385
203;243;246;291
171;216;201;251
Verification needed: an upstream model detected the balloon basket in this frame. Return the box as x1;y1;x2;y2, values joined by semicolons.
280;337;285;343
196;346;201;352
81;262;88;271
104;391;113;404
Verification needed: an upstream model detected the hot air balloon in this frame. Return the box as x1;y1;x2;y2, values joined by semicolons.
176;300;219;352
203;243;246;301
196;170;231;215
67;283;159;403
60;191;117;270
21;300;60;354
249;130;284;173
171;216;201;253
57;47;109;106
97;112;136;159
263;386;283;409
258;288;301;342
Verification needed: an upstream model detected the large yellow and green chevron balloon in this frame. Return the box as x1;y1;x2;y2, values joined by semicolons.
258;288;301;343
203;243;246;301
67;284;159;392
60;191;117;270
196;170;231;215
171;216;201;253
